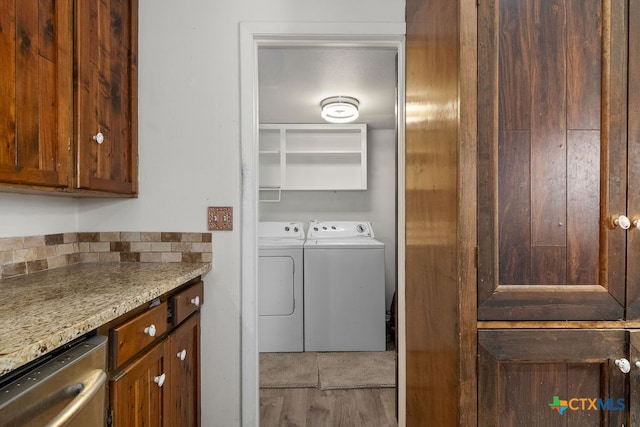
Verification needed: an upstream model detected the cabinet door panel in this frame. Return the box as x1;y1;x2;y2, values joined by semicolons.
629;331;640;425
111;340;166;427
0;0;71;187
626;0;640;319
166;312;200;427
478;0;627;320
479;329;628;427
74;0;138;194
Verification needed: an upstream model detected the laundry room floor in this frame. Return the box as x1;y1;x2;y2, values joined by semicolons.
260;386;397;427
259;349;397;427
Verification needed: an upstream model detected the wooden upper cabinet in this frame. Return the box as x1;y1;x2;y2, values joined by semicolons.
0;0;71;188
477;0;637;320
74;0;138;195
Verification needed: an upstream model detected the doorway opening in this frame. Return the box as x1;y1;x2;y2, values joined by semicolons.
240;22;406;426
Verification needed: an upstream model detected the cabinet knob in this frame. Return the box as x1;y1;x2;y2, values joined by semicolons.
613;215;631;230
633;219;640;230
190;296;200;307
92;132;104;144
154;373;166;387
144;324;156;337
615;358;631;373
177;349;187;361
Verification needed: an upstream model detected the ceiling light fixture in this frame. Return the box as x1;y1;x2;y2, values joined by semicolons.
320;96;360;123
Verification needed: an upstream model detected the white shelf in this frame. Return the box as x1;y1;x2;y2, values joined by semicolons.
258;123;367;195
258;187;282;202
286;150;362;155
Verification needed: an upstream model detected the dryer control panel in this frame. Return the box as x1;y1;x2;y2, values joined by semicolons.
258;222;305;239
307;220;374;238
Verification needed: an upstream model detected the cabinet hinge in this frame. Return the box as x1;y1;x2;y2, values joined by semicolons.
475;246;479;268
106;409;113;427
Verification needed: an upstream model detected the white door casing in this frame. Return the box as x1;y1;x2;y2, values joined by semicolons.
239;21;406;426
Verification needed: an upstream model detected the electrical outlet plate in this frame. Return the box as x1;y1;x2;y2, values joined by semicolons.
208;207;233;231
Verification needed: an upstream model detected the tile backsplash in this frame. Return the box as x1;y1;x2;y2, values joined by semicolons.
0;232;212;279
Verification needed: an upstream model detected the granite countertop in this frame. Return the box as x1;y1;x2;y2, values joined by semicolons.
0;262;211;375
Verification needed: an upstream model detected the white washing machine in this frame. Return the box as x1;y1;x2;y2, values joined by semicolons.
304;220;386;352
258;221;305;352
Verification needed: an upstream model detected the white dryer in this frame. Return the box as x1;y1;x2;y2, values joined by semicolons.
304;220;386;352
258;221;305;352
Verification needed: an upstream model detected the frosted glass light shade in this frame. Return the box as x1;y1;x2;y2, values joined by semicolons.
320;96;360;123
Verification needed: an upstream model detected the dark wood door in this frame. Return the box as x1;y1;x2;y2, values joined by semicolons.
166;312;200;427
0;0;71;188
74;0;138;195
625;1;640;319
111;340;166;427
478;329;628;427
405;0;478;424
628;330;640;425
478;0;629;320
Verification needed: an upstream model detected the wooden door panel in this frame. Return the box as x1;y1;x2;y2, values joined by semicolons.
478;0;627;320
111;340;166;427
528;0;567;251
405;0;478;423
75;0;138;195
166;313;200;427
567;130;601;285
629;331;640;425
566;0;603;130
626;1;640;319
497;130;531;285
479;329;628;427
498;363;603;427
0;0;70;187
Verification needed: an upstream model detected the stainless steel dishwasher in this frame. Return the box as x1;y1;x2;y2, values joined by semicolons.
0;335;107;427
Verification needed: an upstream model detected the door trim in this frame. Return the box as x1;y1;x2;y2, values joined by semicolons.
240;21;406;426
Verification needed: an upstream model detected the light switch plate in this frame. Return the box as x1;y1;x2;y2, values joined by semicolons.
208;207;233;231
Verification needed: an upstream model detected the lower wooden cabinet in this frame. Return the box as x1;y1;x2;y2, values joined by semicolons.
478;329;640;426
166;312;200;427
111;340;167;427
105;280;203;427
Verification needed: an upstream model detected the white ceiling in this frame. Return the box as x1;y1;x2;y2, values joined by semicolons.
258;46;398;130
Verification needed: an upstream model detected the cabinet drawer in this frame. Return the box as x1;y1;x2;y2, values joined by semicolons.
171;281;204;326
111;301;168;368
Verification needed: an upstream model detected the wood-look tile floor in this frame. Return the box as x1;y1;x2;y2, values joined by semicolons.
260;387;397;427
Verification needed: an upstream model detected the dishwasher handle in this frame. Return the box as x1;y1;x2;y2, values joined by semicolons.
45;369;107;427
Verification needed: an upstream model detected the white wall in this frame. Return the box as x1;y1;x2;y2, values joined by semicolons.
260;128;397;309
0;193;79;236
0;1;405;426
